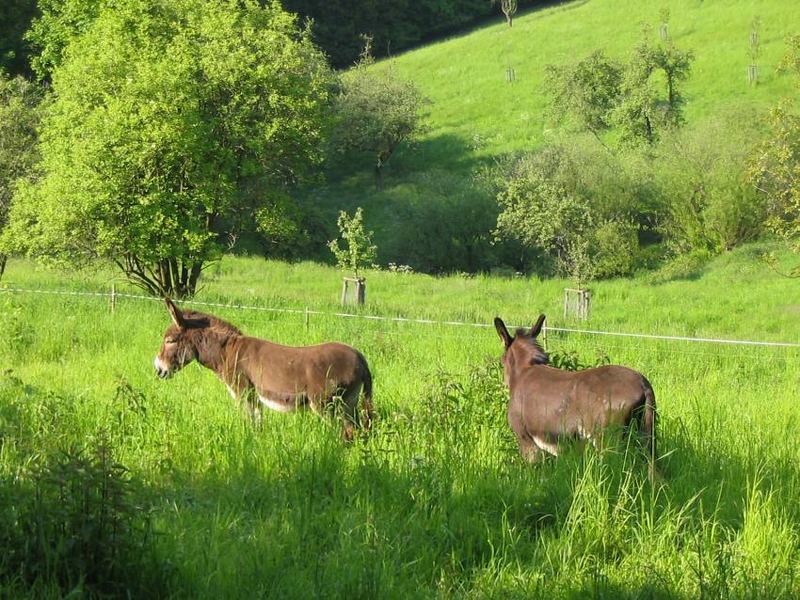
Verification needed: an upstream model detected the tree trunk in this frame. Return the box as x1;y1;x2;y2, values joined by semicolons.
644;114;654;144
117;253;203;298
374;163;383;191
0;254;6;280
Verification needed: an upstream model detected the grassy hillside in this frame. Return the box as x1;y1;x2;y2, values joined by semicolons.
386;0;798;165
307;0;800;268
2;247;800;597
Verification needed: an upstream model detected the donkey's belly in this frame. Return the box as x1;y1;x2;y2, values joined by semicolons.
257;392;307;413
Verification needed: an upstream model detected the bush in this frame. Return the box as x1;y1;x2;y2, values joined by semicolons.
383;170;511;274
493;140;648;282
654;118;767;255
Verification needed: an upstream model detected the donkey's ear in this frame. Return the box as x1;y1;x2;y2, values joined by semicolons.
494;317;512;348
531;314;546;338
165;297;185;329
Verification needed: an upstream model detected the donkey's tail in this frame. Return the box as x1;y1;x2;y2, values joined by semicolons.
642;377;657;482
359;353;375;430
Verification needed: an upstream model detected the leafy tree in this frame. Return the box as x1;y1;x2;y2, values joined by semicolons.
613;31;693;146
494;147;595;284
383;170;506;273
658;120;766;256
328;207;377;278
545;30;692;148
749;35;800;274
544;50;622;144
26;0;113;81
330;40;427;189
0;72;44;279
1;0;334;297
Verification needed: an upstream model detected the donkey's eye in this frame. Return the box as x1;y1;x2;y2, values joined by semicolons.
165;337;178;344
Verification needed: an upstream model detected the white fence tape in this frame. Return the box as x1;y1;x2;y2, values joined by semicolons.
3;285;799;349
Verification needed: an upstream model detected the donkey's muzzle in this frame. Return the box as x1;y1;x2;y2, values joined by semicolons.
154;357;173;379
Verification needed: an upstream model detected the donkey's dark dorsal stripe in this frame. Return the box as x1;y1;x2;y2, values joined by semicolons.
154;301;374;440
496;313;657;479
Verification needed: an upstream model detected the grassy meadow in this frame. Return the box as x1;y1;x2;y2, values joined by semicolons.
2;246;800;598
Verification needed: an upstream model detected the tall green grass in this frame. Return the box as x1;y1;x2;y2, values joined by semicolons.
1;248;799;597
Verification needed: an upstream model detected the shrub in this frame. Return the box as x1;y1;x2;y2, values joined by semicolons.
655;119;767;255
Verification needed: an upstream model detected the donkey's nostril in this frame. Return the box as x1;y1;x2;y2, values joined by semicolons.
154;356;171;379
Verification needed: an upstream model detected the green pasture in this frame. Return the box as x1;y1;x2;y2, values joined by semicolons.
1;247;799;598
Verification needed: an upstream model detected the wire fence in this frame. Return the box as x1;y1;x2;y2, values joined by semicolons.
3;284;800;351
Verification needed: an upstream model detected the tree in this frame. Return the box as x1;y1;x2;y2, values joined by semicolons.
0;72;43;279
613;31;693;146
657;120;766;256
492;0;518;27
545;30;693;149
544;50;622;144
1;0;334;297
330;39;427;190
328;207;377;278
749;35;800;274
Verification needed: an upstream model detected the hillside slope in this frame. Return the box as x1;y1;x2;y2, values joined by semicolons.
302;0;800;270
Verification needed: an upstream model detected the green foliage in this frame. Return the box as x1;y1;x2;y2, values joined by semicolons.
328;206;377;277
253;193;329;261
331;41;428;188
0;72;44;279
26;0;105;81
0;373;163;597
382;170;516;273
544;50;623;138
546;29;693;148
613;30;694;146
656;120;767;255
494;143;645;283
592;219;639;279
2;0;334;297
749;36;800;270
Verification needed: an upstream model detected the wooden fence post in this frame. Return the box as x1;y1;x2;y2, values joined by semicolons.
110;284;116;313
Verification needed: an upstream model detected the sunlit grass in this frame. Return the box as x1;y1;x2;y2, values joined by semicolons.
2;247;800;597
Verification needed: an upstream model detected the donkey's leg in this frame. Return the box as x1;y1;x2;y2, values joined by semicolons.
237;386;262;427
339;383;363;442
531;435;559;457
517;436;546;463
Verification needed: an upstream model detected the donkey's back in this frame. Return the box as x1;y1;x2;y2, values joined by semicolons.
510;363;653;438
237;337;370;400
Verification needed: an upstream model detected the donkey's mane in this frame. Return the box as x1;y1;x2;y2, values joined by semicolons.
182;310;242;336
514;328;549;365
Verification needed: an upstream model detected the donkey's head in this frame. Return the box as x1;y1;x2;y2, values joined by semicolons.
494;315;548;379
154;298;201;378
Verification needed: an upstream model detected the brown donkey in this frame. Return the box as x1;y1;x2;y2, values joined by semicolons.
154;299;374;439
494;315;656;477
